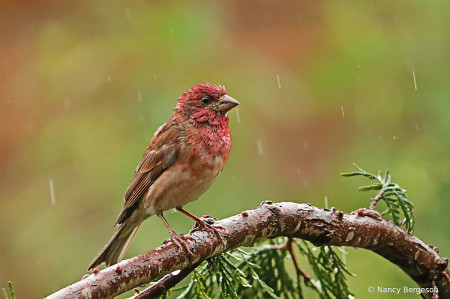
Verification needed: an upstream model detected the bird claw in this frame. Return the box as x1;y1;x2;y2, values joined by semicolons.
192;220;228;246
168;233;195;261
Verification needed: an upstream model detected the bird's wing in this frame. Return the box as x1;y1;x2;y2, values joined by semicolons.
115;124;179;225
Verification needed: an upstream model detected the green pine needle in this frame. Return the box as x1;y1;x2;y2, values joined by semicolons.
342;164;415;233
3;282;15;299
155;237;356;299
297;242;354;299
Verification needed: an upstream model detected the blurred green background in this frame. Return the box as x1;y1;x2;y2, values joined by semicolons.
1;0;449;298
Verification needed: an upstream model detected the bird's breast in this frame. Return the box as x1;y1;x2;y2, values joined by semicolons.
143;153;226;215
186;125;232;165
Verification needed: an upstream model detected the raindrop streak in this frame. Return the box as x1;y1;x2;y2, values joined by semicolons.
302;140;309;150
324;196;328;209
341;106;345;116
154;74;157;80
125;8;131;20
277;75;281;88
138;91;142;102
235;107;241;123
108;76;111;83
171;29;174;34
257;141;263;155
63;97;70;108
413;71;417;90
49;179;55;205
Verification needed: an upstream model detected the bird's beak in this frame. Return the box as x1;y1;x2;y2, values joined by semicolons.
217;95;240;112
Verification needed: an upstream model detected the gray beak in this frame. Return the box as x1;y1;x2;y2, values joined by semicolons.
217;95;240;112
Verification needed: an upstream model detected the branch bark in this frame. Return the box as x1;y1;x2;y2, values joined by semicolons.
45;201;450;299
134;262;201;299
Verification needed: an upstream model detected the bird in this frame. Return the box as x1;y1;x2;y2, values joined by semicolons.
88;81;239;270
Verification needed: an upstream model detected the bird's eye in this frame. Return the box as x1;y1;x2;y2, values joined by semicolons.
202;96;210;104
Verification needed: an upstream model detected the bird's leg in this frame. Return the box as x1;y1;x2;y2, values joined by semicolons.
176;207;227;244
157;212;195;259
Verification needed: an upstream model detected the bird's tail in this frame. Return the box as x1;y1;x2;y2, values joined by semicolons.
88;221;140;271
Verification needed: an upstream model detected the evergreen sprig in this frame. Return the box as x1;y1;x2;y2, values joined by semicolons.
175;249;278;299
235;239;296;299
155;237;354;299
341;164;415;233
297;242;354;299
2;282;15;299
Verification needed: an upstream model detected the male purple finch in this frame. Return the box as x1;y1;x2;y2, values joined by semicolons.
88;81;239;270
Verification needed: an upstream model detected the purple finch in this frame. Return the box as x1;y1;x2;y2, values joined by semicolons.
88;81;239;270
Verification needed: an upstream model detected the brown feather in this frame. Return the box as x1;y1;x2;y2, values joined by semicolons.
115;124;179;225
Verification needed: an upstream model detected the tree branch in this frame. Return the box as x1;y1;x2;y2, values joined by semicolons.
45;201;450;299
134;262;201;299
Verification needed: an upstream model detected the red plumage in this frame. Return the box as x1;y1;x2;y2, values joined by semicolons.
88;81;239;270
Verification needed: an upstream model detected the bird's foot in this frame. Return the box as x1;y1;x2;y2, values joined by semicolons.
192;217;228;246
168;233;196;261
